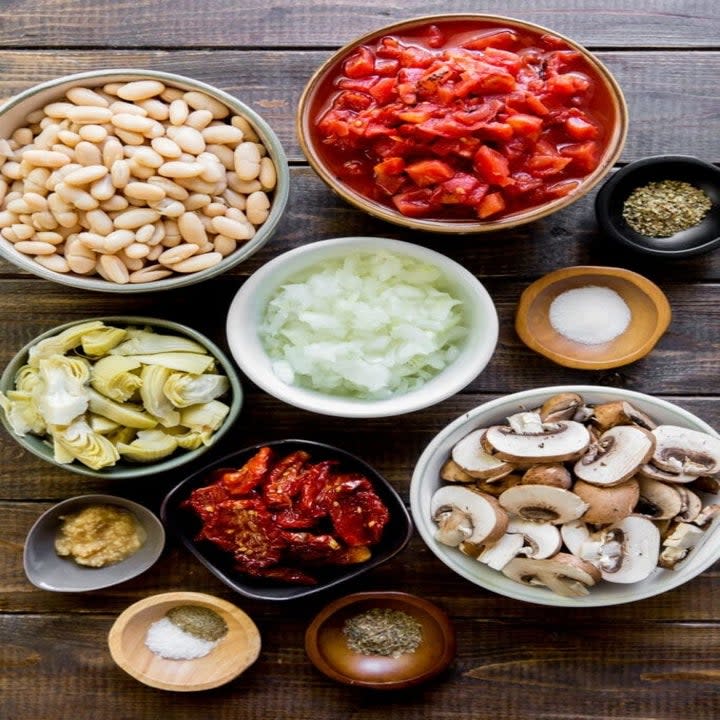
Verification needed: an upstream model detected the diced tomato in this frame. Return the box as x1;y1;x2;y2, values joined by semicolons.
400;45;435;68
333;89;373;111
560;140;600;173
343;46;375;78
368;76;396;104
425;23;446;49
476;191;506;218
337;76;380;93
391;188;435;217
434;172;483;204
565;115;600;140
405;159;454;187
373;57;400;76
527;154;572;177
376;35;403;59
461;29;519;51
507;113;543;139
477;122;514;141
483;47;523;74
525;92;549;116
545;178;582;197
546;71;592;96
474;145;512;186
373;156;406;194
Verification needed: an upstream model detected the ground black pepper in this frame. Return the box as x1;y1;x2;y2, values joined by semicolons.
342;607;423;658
622;179;712;237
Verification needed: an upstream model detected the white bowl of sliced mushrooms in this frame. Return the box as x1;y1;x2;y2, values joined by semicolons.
410;385;720;607
0;316;241;478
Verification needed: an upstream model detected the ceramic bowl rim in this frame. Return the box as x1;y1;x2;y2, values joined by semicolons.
296;13;628;234
225;235;499;418
410;384;720;607
0;315;243;478
0;68;289;292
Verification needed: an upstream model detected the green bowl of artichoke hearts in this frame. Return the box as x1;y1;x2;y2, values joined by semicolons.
0;316;242;478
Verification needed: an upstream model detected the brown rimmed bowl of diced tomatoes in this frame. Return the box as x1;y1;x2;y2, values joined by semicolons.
160;439;413;601
297;14;628;233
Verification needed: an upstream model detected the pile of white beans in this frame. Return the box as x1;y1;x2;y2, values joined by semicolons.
0;79;278;284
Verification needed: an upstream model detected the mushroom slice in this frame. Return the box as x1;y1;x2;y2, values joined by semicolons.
538;392;585;423
635;477;683;520
498;485;588;525
507;519;562;559
501;553;601;598
476;473;523;497
477;533;526;571
573;425;655;486
450;429;514;480
578;516;660;583
440;459;475;483
674;486;703;523
637;462;699;485
521;464;572;489
651;425;720;477
658;522;706;569
694;503;720;528
573;478;640;525
689;475;720;494
430;486;508;547
591;400;657;433
483;420;591;464
560;519;591;557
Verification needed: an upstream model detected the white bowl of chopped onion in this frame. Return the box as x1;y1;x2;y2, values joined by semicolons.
226;236;498;418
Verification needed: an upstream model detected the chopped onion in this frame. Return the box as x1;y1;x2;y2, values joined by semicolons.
259;251;467;399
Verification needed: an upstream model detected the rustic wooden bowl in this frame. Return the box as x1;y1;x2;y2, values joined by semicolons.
108;591;261;691
515;266;671;369
305;591;455;690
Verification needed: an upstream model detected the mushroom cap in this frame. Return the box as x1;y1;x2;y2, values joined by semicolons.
636;477;683;520
498;484;588;525
591;400;657;433
651;425;720;476
521;463;572;489
440;458;475;483
484;420;591;464
538;392;585;423
573;478;640;525
451;428;514;480
430;485;508;546
501;553;601;597
674;486;703;522
573;425;655;486
637;462;699;485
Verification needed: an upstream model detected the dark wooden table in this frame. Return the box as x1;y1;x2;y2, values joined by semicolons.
1;2;719;718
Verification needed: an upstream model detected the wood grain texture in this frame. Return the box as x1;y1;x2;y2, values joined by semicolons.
0;0;717;49
0;51;718;163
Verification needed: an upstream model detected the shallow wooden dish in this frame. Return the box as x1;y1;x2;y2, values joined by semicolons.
305;591;455;690
515;266;671;369
108;591;261;691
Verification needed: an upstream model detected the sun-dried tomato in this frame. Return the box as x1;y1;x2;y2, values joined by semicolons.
182;483;229;522
329;488;390;547
219;446;274;496
263;450;310;509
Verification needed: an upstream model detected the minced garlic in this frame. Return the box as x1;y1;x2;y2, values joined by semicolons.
55;504;145;567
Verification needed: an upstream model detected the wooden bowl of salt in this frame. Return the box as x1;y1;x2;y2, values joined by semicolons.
108;591;261;691
515;266;671;370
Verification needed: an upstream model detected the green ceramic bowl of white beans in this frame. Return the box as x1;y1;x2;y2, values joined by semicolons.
0;69;289;293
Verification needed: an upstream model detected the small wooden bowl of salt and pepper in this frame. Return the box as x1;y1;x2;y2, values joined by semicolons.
304;591;456;690
515;266;672;370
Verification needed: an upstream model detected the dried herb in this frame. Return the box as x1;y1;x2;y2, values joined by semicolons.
166;605;228;642
622;180;712;237
342;607;423;658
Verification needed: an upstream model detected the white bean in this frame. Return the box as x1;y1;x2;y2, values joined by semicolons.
98;253;130;283
64;164;108;186
66;86;110;107
183;91;230;119
35;253;70;273
113;208;161;229
15;240;56;255
211;215;255;240
116;80;165;102
169;251;223;273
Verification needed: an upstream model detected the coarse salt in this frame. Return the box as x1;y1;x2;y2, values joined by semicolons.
145;616;218;660
548;285;631;345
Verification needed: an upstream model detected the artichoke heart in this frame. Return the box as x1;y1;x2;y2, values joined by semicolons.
167;427;213;450
36;356;90;426
0;390;46;436
28;320;105;367
109;329;207;356
88;413;120;434
14;365;42;393
179;400;230;434
140;365;180;427
90;355;142;402
122;352;215;374
163;372;230;408
88;388;157;429
51;418;120;469
117;429;178;462
81;325;128;356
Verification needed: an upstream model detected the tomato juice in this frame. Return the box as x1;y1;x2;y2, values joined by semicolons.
305;18;622;223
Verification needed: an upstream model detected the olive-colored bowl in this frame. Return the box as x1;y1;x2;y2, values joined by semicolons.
297;14;627;234
305;591;455;689
515;266;671;369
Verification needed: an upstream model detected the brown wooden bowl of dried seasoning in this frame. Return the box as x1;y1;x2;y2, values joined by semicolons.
304;591;455;690
595;155;720;258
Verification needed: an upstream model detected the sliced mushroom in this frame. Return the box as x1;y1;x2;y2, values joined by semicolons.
476;473;523;497
507;519;562;559
636;462;699;485
483;420;591;464
651;425;720;476
560;519;591;557
576;516;660;584
538;392;585;423
574;425;655;486
689;475;720;494
430;486;508;547
521;464;572;489
498;485;588;525
635;477;683;520
694;503;720;528
573;478;640;525
501;553;601;597
592;400;657;432
440;459;474;483
450;429;514;480
477;533;526;571
658;522;706;569
674;486;703;522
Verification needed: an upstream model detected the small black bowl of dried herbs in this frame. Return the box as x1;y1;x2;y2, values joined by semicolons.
595;155;720;258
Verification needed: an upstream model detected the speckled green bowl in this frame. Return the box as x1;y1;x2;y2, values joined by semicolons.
0;316;242;478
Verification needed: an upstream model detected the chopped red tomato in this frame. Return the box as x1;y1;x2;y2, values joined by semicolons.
405;159;454;187
474;145;512;186
477;191;506;218
343;46;375;78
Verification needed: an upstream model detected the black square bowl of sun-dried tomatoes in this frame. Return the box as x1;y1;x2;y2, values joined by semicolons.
160;439;413;601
